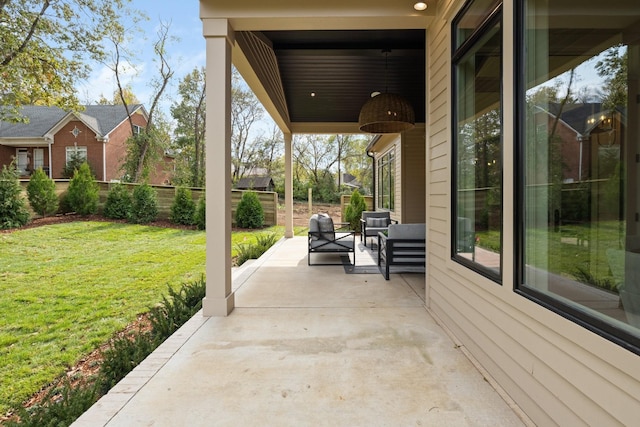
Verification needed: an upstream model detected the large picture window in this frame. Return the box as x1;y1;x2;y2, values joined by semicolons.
518;0;640;350
452;0;503;280
65;146;87;164
377;148;395;211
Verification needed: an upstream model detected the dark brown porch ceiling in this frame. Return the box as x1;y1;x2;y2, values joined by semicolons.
258;29;426;126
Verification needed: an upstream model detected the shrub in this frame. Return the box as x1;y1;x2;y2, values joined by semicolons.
235;232;278;265
235;191;264;228
62;152;95;179
344;189;367;232
67;163;99;216
0;163;30;229
99;277;205;393
103;183;132;220
26;168;58;217
129;183;158;224
169;187;196;225
148;278;205;341
57;191;74;214
98;331;157;394
194;195;206;230
7;278;207;426
5;379;99;427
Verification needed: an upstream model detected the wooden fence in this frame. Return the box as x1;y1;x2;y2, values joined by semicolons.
20;181;279;226
340;194;374;221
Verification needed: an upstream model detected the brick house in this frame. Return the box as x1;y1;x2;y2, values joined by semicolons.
0;104;173;184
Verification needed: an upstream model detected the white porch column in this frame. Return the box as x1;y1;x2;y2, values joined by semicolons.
202;19;235;316
284;132;294;238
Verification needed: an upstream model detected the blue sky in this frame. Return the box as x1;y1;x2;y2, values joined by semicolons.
77;0;206;120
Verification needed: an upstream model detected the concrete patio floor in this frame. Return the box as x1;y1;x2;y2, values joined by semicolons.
73;237;531;426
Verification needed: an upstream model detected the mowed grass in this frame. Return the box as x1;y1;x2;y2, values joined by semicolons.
0;221;207;415
475;220;622;287
230;225;307;257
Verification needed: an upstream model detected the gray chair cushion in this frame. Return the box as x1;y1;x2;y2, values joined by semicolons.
366;217;388;228
309;214;321;239
317;214;335;241
362;211;391;220
387;223;426;240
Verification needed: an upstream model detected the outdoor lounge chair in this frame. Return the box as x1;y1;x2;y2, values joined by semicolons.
378;223;426;280
360;211;396;247
308;213;355;265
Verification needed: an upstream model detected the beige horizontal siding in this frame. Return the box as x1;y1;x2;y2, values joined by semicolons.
426;1;640;425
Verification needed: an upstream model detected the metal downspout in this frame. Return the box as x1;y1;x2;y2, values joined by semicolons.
367;150;375;210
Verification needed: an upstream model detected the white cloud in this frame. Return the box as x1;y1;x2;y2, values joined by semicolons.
78;61;147;105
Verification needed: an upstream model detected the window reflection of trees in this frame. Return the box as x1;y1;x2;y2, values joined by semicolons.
521;13;639;337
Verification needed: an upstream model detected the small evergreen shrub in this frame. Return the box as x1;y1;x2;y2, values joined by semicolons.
26;168;58;217
57;191;74;214
7;278;207;426
344;189;367;232
98;277;205;393
169;187;196;225
235;232;278;265
62;152;95;179
235;191;264;228
129;183;158;224
98;331;157;394
103;183;132;220
0;163;30;229
194;195;206;230
148;278;206;341
67;163;99;216
5;379;98;427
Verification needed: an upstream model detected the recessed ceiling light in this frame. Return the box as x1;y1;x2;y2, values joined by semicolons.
414;2;427;11
370;91;381;98
310;92;316;97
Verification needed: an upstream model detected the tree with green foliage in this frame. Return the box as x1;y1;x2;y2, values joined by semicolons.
236;191;264;229
195;195;206;230
129;183;158;224
0;0;130;120
231;68;265;183
0;163;30;229
67;163;99;216
171;67;206;187
97;86;140;106
62;151;96;179
344;189;367;232
170;187;196;225
26;168;58;217
103;183;133;220
596;45;628;112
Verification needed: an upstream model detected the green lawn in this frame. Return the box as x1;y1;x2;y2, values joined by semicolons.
0;222;207;414
475;221;623;290
0;221;302;415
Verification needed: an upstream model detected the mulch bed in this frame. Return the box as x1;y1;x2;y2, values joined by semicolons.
0;214;198;235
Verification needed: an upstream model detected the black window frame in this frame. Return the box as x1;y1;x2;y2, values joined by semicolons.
451;0;504;282
377;147;395;212
513;0;640;355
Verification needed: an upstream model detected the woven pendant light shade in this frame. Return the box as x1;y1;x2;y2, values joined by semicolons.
358;92;416;134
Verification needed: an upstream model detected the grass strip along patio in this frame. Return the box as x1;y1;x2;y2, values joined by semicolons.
0;221;290;416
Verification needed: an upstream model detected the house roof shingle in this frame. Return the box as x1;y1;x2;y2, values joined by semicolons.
236;176;274;189
0;104;144;139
